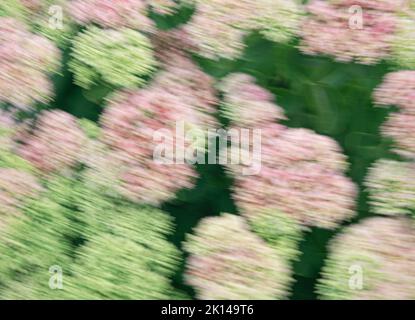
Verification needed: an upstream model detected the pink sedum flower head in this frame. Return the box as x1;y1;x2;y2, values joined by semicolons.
102;87;209;160
184;9;246;60
366;159;415;218
18;110;86;174
151;57;218;120
235;163;356;229
184;214;292;300
219;73;286;127
68;0;154;31
151;28;196;65
265;128;349;172
253;0;304;44
118;160;196;205
101;88;202;204
0;17;60;109
374;71;415;114
185;0;302;60
318;217;415;300
382;112;415;160
232;128;356;229
300;0;402;64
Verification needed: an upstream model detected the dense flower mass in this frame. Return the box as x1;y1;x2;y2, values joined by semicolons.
382;112;415;159
235;163;356;229
365;159;415;217
318;217;415;300
0;17;60;109
300;0;411;64
374;71;415;159
220;72;356;230
374;71;415;114
231;126;356;229
219;73;285;127
1;0;415;301
100;87;205;204
148;0;182;15
4;0;75;46
18;110;86;173
68;0;154;31
69;26;156;89
0;169;41;231
0;173;182;299
391;10;415;69
184;214;292;299
185;0;302;60
151;58;218;119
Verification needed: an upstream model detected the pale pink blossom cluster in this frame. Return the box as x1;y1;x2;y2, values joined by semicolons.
374;71;415;159
99;81;215;204
374;71;415;114
0;17;60;109
185;0;302;60
68;0;154;31
234;129;357;229
184;2;249;60
382;113;415;160
319;217;415;299
91;32;219;204
151;28;196;65
300;0;408;64
219;73;286;127
184;214;291;299
222;73;356;229
0;169;42;230
145;29;219;120
18;110;86;174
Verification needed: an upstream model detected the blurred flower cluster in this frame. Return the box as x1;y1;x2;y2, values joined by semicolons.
300;0;415;66
0;0;415;301
221;73;356;231
320;67;415;299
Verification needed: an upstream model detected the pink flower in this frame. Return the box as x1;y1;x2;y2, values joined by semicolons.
0;18;60;109
0;168;42;230
374;71;415;114
319;217;415;299
232;128;356;229
382;112;415;160
220;73;286;127
18;110;86;173
300;0;400;64
100;87;204;204
68;0;154;31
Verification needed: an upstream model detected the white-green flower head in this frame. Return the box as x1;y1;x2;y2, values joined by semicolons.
365;159;415;218
69;26;157;89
